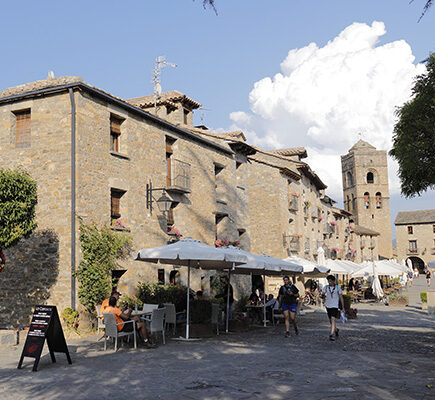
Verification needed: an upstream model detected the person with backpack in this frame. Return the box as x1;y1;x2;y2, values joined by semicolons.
322;275;345;341
278;275;299;337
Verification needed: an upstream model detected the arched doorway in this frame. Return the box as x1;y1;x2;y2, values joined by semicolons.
407;257;425;273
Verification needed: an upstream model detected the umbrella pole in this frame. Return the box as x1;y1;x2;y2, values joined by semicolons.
226;270;231;333
186;260;191;340
263;273;266;327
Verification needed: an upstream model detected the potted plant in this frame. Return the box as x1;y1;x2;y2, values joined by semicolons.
421;291;427;310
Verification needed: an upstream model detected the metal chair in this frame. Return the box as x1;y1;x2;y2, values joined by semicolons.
142;303;159;313
102;312;137;351
144;308;166;345
163;303;185;335
211;303;220;335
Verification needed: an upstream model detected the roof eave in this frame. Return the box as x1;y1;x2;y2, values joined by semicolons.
0;82;233;156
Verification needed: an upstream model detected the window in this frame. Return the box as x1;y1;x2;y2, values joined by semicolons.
409;240;417;253
158;269;165;284
110;188;125;220
236;161;241;169
346;171;353;187
110;114;123;152
367;172;374;184
183;109;189;125
433;225;435;234
364;192;370;209
351;194;356;212
215;214;225;240
166;137;175;186
375;192;382;209
407;226;413;234
14;109;31;148
346;195;350;211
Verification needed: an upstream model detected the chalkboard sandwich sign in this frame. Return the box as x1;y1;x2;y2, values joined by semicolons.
18;305;72;371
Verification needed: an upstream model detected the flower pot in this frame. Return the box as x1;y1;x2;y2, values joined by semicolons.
389;299;409;307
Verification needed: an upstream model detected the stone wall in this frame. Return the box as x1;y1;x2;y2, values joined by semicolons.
396;223;433;266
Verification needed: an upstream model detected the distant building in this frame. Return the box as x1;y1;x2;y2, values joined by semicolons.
341;140;392;259
394;209;435;272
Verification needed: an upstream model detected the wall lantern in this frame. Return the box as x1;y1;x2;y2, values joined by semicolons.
146;182;173;215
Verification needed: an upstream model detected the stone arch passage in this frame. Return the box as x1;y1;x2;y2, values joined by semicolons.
407;257;425;273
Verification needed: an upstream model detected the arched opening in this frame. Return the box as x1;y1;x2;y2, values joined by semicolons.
375;192;382;209
346;172;353;187
407;257;425;274
169;270;180;285
364;192;370;209
367;172;374;184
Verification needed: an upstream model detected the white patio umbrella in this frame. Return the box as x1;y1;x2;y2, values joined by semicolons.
407;258;414;273
351;260;402;278
371;261;384;299
325;259;354;275
285;256;329;277
219;247;303;330
134;238;247;340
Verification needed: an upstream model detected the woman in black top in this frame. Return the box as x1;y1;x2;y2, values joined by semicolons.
278;276;299;337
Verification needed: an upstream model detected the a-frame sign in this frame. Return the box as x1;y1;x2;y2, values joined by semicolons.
18;305;72;371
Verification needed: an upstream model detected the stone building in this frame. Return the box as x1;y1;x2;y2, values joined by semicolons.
0;77;253;326
394;209;435;272
0;77;380;326
341;140;392;259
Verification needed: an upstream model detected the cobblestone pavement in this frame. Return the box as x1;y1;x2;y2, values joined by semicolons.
1;300;434;400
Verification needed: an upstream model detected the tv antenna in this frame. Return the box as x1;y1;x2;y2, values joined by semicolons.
198;107;211;125
152;55;177;112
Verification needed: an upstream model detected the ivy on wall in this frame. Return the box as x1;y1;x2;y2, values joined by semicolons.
74;221;132;314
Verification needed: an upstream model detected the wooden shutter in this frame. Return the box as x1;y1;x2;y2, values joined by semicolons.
111;189;123;219
110;115;122;134
15;109;31;148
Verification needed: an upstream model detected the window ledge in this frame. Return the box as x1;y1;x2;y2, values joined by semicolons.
110;151;130;160
110;226;131;232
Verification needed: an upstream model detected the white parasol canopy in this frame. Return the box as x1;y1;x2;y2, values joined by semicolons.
284;256;329;277
217;247;303;330
325;259;357;275
351;260;403;278
134;238;247;340
371;261;384;299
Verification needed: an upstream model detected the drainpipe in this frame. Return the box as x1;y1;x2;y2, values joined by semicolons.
69;88;76;310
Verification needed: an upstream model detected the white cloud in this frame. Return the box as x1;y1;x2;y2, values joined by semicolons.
230;21;426;199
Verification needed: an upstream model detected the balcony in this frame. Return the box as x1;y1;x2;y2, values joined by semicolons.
368;238;376;249
407;248;418;255
283;234;300;252
166;159;191;194
311;210;318;219
360;239;366;248
288;195;299;211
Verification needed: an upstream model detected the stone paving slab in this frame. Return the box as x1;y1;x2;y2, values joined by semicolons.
0;302;434;400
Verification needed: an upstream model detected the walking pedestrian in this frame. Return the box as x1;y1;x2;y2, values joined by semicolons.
426;269;431;287
322;275;345;341
278;276;299;337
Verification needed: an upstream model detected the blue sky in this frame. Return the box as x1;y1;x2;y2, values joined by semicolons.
0;0;433;236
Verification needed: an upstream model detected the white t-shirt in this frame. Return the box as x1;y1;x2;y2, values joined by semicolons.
322;284;342;308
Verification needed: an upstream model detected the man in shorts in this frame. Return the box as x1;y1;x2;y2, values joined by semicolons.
278;276;299;337
322;275;345;341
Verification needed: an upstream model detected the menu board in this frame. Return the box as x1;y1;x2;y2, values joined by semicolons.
18;305;72;371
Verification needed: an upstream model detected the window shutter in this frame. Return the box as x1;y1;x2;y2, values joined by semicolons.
15;109;31;148
110;116;122;134
111;189;123;219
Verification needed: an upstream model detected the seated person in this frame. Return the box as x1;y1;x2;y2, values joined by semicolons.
265;294;279;322
258;291;265;305
354;280;361;291
104;296;154;348
101;288;120;312
348;278;354;291
248;291;259;305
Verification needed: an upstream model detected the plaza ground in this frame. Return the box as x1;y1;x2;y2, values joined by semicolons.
0;277;434;400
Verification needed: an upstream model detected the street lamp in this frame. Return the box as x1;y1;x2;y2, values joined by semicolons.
146;182;173;215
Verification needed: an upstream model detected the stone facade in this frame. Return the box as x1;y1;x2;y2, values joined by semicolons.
0;78;380;326
395;209;435;271
341;140;392;259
